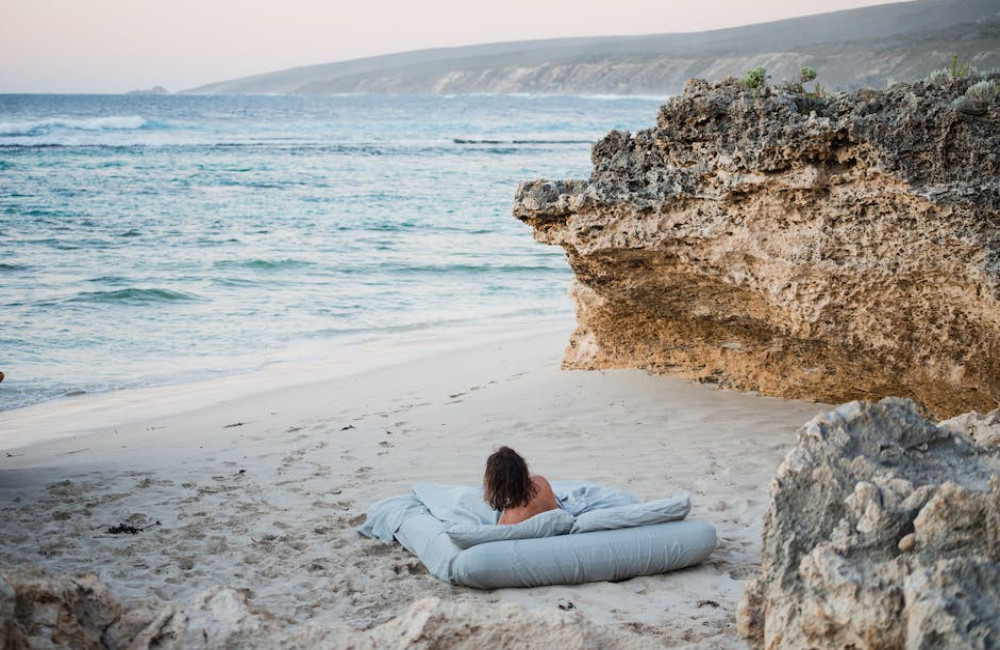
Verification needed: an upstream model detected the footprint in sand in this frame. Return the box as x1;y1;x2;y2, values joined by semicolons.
280;451;305;466
310;464;332;478
305;560;328;573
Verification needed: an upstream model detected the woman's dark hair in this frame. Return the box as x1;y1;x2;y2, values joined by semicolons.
483;446;537;511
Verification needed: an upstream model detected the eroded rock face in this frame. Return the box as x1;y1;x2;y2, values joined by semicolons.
0;567;651;649
514;77;1000;418
0;566;127;649
736;398;1000;649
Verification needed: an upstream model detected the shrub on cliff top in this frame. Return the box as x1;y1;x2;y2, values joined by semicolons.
800;67;826;99
742;67;768;89
949;53;975;79
928;68;950;83
787;66;826;99
806;82;828;100
953;79;1000;115
929;54;979;82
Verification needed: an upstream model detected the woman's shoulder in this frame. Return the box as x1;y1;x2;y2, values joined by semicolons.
531;475;554;492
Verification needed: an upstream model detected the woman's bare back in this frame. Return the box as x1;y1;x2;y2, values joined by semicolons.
498;475;560;525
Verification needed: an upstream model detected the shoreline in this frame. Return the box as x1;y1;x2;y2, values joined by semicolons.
0;314;573;451
1;319;829;647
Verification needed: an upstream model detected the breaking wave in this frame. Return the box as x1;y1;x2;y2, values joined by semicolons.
66;287;200;305
0;116;166;138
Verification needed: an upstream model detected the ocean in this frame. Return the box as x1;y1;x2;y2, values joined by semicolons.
0;93;663;413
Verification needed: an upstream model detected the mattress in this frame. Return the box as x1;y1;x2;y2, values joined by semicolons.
359;482;717;589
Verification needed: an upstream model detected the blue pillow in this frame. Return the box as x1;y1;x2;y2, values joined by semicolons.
412;483;497;526
446;509;575;549
570;494;690;534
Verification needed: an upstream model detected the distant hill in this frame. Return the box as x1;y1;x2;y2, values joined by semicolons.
186;0;1000;95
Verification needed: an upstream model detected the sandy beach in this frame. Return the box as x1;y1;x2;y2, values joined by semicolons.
0;318;828;647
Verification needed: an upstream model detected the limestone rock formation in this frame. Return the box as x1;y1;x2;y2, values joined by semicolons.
735;398;1000;649
0;566;651;649
514;76;1000;418
0;566;134;649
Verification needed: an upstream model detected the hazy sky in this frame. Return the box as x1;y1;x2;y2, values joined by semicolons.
3;0;907;93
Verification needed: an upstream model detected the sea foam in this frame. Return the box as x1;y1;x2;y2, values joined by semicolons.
0;115;154;137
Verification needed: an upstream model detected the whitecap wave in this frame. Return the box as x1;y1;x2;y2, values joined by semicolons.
0;115;158;137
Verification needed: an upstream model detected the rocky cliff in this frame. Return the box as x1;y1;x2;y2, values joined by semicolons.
513;75;1000;418
736;398;1000;649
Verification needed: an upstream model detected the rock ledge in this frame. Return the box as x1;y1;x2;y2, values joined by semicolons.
514;77;1000;418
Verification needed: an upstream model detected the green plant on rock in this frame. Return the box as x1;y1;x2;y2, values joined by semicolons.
805;82;828;99
928;68;950;83
742;67;768;89
791;66;825;99
953;79;1000;115
928;55;980;83
950;54;972;80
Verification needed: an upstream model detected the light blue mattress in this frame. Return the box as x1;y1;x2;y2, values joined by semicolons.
359;482;717;589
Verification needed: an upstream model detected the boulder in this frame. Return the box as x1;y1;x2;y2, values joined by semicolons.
513;77;1000;418
0;566;129;649
736;398;1000;649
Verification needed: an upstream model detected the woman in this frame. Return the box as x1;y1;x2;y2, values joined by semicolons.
483;446;560;525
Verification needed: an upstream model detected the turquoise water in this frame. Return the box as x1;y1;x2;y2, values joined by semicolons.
0;94;663;411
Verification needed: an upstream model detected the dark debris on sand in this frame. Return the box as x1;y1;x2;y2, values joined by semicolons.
107;520;161;535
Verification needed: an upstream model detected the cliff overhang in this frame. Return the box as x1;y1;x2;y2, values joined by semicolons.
514;77;1000;418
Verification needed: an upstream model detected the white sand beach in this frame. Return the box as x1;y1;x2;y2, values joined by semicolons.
0;318;828;647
